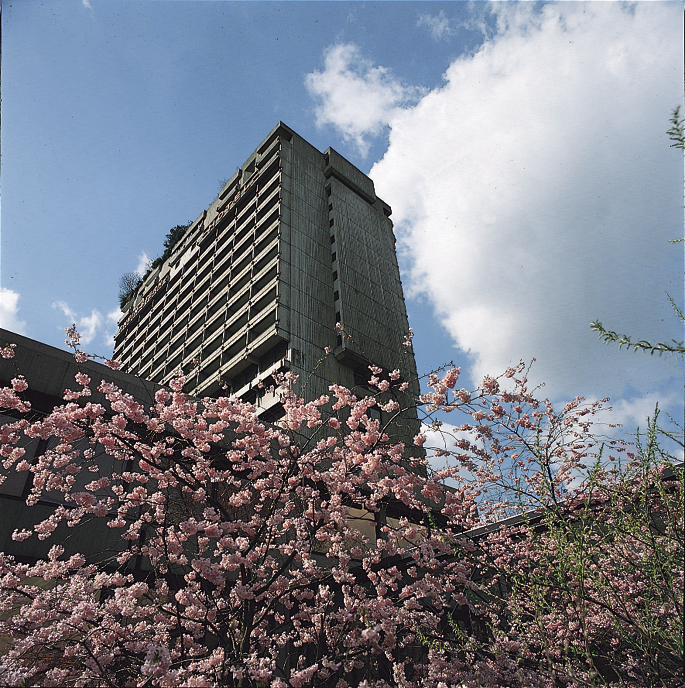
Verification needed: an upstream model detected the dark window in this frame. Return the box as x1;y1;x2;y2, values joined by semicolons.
334;290;339;301
243;389;258;405
330;234;336;244
262;403;285;424
329;218;334;228
367;406;381;421
260;340;288;370
331;252;336;262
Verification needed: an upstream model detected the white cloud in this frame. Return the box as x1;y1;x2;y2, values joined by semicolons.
0;289;27;335
82;0;93;9
417;11;454;41
305;44;420;156
79;310;104;345
135;252;150;277
105;307;123;347
363;2;683;405
606;391;683;447
52;301;107;347
53;300;77;325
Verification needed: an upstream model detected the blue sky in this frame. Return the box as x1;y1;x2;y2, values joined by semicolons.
1;1;683;441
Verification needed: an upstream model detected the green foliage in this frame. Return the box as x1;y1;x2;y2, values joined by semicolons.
117;222;191;307
216;177;232;199
117;271;143;309
589;320;685;358
154;222;192;267
667;105;685;151
162;223;191;252
423;412;684;687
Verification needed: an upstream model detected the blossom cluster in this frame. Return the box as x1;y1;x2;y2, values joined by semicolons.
0;336;681;687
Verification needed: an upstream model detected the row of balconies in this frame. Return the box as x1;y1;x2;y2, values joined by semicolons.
116;200;280;371
115;146;282;349
128;239;281;385
116;129;301;399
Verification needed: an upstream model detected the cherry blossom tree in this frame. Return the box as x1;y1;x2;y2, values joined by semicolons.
0;331;681;687
416;368;683;687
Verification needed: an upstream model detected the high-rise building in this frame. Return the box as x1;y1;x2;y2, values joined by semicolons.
113;123;420;440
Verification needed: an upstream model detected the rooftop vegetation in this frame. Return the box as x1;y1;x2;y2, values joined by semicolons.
117;222;191;308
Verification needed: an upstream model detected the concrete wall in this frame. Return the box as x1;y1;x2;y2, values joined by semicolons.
0;329;157;566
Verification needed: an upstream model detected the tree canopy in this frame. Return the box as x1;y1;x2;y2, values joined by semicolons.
0;331;681;687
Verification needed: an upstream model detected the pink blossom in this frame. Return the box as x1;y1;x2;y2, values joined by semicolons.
0;344;16;359
72;492;97;508
141;644;171;678
75;372;90;387
443;367;460;389
456;388;471;404
11;529;32;541
11;377;28;392
169;375;186;392
155;389;171;404
0;337;675;688
381;400;399;413
481;375;499;395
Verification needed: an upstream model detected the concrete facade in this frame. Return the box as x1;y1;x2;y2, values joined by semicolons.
113;124;421;442
0;329;160;566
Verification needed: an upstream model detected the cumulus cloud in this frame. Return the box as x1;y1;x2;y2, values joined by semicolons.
52;301;108;347
305;44;421;156
417;11;454;41
361;2;682;406
0;289;27;335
